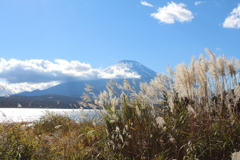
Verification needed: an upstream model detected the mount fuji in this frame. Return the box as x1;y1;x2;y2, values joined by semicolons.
100;60;156;80
17;60;157;98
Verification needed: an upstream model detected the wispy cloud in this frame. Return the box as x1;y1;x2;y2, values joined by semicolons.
151;2;194;24
216;47;222;51
0;81;60;95
194;1;202;5
223;4;240;29
141;1;153;7
0;58;141;94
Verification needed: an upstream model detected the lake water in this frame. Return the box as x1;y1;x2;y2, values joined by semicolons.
0;108;101;122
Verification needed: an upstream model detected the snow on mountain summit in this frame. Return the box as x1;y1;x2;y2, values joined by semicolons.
17;60;158;97
99;60;157;79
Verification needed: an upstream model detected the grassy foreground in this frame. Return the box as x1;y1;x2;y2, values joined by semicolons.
1;49;240;159
1;109;240;160
0;111;105;159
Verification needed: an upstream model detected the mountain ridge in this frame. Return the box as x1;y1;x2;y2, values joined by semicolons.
17;60;157;98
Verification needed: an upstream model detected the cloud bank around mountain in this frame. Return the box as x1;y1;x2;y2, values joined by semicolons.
0;58;99;83
0;58;141;95
151;2;194;24
223;4;240;29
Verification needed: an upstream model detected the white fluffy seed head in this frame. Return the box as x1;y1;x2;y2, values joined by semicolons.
123;79;131;90
119;134;124;143
217;55;226;77
125;125;129;131
187;105;196;117
155;116;165;128
136;105;141;116
115;126;120;133
232;151;240;160
17;103;22;108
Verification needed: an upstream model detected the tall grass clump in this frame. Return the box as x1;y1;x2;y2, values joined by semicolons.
0;111;105;159
81;48;240;159
0;122;40;159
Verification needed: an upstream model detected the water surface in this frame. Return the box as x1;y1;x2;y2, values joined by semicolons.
0;108;100;122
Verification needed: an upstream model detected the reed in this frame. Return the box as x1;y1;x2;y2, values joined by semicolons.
1;48;240;159
81;48;240;159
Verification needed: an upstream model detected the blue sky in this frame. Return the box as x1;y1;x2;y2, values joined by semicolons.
0;0;240;94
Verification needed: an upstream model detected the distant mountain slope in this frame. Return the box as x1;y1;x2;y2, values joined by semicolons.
18;79;110;97
0;94;82;108
17;60;157;97
18;79;145;98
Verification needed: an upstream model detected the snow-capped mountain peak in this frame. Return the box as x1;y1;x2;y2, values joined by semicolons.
18;60;158;97
99;60;157;79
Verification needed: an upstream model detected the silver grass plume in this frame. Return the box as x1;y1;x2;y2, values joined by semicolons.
205;49;219;112
217;55;226;77
136;105;141;116
234;86;240;110
187;105;196;117
123;79;134;92
226;58;237;87
155;116;165;128
109;96;119;112
205;48;219;81
106;85;115;97
166;66;176;97
150;74;171;100
232;152;240;160
115;82;123;90
195;54;209;108
188;56;196;100
216;55;226;105
84;83;94;92
82;92;92;102
226;58;237;77
150;73;173;111
174;61;196;100
106;79;116;97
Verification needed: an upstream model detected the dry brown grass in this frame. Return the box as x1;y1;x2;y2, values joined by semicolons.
1;49;240;159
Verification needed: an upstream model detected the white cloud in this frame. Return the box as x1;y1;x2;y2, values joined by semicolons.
194;1;202;5
0;81;60;95
0;58;142;94
223;4;240;29
216;47;222;51
0;58;99;83
151;2;194;24
99;66;140;79
141;1;153;7
0;58;100;94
